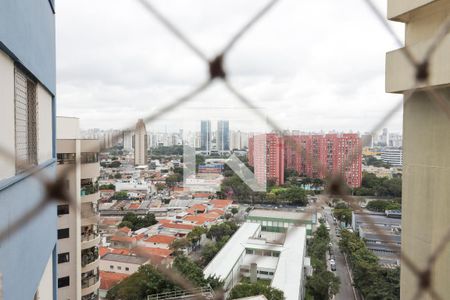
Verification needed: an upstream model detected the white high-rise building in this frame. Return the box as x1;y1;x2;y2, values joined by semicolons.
56;117;101;300
123;130;133;151
381;147;403;167
134;119;148;166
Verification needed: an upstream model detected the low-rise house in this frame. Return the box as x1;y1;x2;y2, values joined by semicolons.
140;235;176;249
99;272;129;299
100;253;149;275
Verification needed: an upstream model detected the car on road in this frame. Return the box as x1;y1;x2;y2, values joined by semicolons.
331;261;337;271
330;254;336;260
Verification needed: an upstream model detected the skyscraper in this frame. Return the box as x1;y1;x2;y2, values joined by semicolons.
0;1;58;299
123;130;133;151
134;119;148;166
217;120;230;151
56;117;101;300
200;120;212;153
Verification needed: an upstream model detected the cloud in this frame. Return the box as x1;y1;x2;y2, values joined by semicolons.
56;0;405;133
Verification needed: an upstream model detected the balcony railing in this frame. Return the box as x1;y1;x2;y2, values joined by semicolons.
81;292;98;300
81;232;99;243
81;273;99;289
81;247;99;267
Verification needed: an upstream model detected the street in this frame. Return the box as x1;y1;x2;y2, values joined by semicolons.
323;207;359;300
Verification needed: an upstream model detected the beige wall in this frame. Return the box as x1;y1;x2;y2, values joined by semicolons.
37;84;53;164
387;1;450;299
0;50;16;180
57;117;80;140
99;259;146;275
35;253;54;300
388;0;435;20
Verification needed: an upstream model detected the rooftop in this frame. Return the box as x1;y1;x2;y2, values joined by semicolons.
101;253;149;265
204;222;261;280
99;271;129;291
271;226;307;300
145;235;176;244
248;209;314;222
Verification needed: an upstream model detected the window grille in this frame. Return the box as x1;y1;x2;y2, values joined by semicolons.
14;67;38;173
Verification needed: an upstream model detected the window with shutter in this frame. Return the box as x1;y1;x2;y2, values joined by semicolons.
14;67;38;173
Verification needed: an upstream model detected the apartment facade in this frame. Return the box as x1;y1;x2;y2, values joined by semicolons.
0;1;57;299
217;120;230;151
200;120;212;153
57;117;101;300
248;133;284;186
251;133;362;188
134;119;148;166
380;147;403;167
385;0;450;298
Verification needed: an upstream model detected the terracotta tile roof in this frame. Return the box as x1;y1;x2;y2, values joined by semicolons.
144;235;176;244
192;193;212;198
99;247;131;257
203;212;222;219
101;218;121;225
163;222;196;231
131;246;173;258
158;219;171;224
128;203;141;209
190;204;207;211
183;215;215;225
210;199;233;208
134;233;146;241
118;226;132;233
208;209;225;215
100;271;129;290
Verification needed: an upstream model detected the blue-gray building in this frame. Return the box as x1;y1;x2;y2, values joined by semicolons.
0;0;57;299
200;120;211;153
217;120;229;151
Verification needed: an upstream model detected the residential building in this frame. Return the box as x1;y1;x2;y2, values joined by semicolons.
260;133;362;188
361;133;374;148
134;119;148;166
56;117;101;300
248;133;284;186
0;1;57;299
203;222;307;300
99;253;149;275
381;147;403;167
200;120;212;154
230;130;249;150
217;120;230;151
388;132;402;148
123;130;133;151
386;1;450;297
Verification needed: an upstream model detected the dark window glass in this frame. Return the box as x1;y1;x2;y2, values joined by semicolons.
57;205;69;216
58;276;70;288
81;152;98;164
58;252;70;264
58;228;70;239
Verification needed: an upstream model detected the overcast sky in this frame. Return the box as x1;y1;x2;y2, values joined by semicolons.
56;0;405;134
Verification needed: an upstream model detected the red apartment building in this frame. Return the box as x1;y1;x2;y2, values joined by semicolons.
249;133;362;188
248;133;285;186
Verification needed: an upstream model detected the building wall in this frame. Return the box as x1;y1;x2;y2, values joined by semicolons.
0;1;56;298
99;260;145;275
386;2;450;298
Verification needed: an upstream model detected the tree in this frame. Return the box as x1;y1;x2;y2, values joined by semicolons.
206;221;238;241
155;183;166;191
305;224;340;300
114;191;128;200
170;238;191;256
229;281;284;300
187;226;207;246
118;212;157;231
110;160;121;168
231;207;239;215
114;173;122;179
99;183;116;190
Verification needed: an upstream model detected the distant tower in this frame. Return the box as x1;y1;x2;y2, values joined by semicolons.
200;120;211;154
217;120;230;151
134;119;148;165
